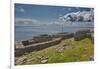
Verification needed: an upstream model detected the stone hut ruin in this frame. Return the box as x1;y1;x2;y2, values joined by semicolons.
15;29;94;57
74;29;91;41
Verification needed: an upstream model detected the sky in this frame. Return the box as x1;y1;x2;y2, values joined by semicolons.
15;3;94;25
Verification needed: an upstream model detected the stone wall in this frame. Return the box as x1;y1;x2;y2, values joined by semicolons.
33;34;52;43
51;33;73;39
15;30;93;57
21;33;73;46
22;34;52;46
15;38;62;57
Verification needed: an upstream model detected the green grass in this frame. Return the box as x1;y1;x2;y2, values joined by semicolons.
15;38;94;65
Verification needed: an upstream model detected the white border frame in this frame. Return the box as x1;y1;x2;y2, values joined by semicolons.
11;0;95;69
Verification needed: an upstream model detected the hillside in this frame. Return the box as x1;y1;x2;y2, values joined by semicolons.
15;37;94;65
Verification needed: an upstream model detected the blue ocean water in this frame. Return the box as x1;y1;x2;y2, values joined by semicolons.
15;23;94;42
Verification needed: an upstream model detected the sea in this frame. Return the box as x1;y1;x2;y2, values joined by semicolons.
15;22;94;42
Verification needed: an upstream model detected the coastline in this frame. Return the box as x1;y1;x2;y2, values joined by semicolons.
15;29;94;56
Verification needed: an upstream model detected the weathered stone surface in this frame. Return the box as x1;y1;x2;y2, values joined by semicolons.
22;40;29;46
41;56;48;60
41;59;48;64
52;33;73;39
74;29;91;41
27;58;35;62
15;56;27;65
37;56;43;59
56;47;65;53
28;39;35;45
33;34;52;43
37;56;48;60
18;56;27;62
36;56;48;63
89;56;94;61
15;38;62;57
56;47;63;53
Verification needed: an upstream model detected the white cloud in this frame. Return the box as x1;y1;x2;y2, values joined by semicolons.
18;8;25;13
15;18;38;26
59;10;94;22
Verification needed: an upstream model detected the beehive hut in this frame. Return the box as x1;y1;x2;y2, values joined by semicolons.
74;29;91;41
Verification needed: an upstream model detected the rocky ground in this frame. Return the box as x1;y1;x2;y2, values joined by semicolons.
15;37;94;65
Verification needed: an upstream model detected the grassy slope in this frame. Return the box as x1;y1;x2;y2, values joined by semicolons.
15;38;94;65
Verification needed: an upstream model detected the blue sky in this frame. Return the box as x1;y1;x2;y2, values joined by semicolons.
15;3;94;24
